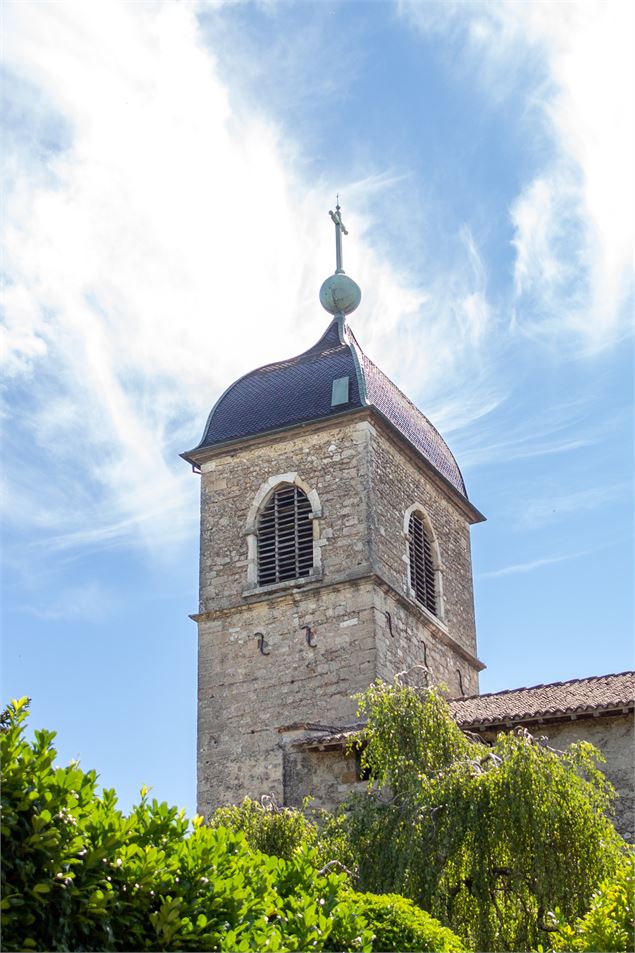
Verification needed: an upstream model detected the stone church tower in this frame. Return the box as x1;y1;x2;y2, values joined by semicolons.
182;206;485;817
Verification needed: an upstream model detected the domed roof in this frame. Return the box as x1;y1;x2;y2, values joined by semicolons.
183;316;474;506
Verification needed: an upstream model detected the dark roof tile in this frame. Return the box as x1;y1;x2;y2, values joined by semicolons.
348;329;466;495
196;320;361;448
186;316;468;500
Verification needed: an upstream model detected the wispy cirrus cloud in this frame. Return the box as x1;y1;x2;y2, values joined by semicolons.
2;0;630;567
518;484;630;530
1;1;506;560
0;1;426;556
455;393;626;469
400;0;634;354
479;550;589;580
358;222;505;438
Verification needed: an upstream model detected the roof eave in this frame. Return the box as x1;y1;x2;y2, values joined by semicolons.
292;700;634;751
182;405;485;525
457;701;635;732
180;406;370;468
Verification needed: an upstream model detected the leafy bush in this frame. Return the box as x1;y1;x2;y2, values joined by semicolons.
1;698;374;952
210;797;355;872
329;892;465;952
210;800;465;951
345;680;629;952
211;797;317;860
5;689;626;953
548;852;634;952
209;800;465;951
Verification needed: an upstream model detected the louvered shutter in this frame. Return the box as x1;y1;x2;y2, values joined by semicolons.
409;512;437;615
258;486;313;585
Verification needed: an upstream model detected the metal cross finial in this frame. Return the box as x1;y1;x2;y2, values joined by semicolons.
329;197;348;274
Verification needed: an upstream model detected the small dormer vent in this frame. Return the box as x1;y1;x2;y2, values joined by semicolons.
331;375;350;407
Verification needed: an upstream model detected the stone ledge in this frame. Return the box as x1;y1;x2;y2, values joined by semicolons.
242;568;324;598
191;568;485;673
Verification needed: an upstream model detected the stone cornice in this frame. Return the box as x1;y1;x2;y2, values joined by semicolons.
190;566;486;673
183;407;485;526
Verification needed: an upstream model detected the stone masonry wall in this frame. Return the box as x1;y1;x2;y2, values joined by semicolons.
197;579;376;816
198;419;372;614
373;587;479;697
536;714;634;841
196;419;378;814
284;745;366;810
367;422;480;677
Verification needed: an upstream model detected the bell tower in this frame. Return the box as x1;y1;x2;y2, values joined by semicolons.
182;206;485;816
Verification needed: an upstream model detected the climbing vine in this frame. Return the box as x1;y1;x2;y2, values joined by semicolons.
345;679;629;952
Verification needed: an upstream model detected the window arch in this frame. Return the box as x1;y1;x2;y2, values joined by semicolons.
408;510;438;616
257;484;313;585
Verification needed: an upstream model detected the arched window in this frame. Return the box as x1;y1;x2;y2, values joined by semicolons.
408;511;437;615
257;484;313;585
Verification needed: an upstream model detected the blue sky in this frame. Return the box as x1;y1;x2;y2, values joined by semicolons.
2;0;633;817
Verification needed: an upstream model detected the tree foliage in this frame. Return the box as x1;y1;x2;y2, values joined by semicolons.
209;800;466;951
0;697;465;953
209;797;354;873
345;680;630;952
548;852;634;952
0;698;373;952
3;690;630;953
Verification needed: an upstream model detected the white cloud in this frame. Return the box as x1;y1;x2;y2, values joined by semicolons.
0;1;413;554
400;0;635;353
509;0;633;351
11;1;626;559
479;550;588;579
1;0;505;557
357;223;504;436
511;170;583;304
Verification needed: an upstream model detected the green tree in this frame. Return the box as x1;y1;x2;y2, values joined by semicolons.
1;698;372;952
344;679;630;952
210;797;355;872
0;697;464;953
549;852;634;952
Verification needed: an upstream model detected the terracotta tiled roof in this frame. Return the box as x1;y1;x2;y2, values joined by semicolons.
183;316;474;506
292;672;635;750
450;671;635;729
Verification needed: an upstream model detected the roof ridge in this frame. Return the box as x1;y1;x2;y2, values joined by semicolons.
342;321;368;405
453;670;635;704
